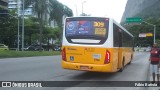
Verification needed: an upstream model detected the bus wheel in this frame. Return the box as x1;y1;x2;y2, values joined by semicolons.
128;54;133;65
119;59;125;72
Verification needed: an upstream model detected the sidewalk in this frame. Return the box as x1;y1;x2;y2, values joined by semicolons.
147;64;160;90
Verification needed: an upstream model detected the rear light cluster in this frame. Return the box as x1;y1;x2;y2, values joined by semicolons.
104;50;110;64
62;48;66;61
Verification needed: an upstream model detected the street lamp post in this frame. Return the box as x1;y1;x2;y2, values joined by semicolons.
22;0;25;51
17;16;20;51
143;21;156;44
75;4;78;16
154;25;156;44
82;1;86;15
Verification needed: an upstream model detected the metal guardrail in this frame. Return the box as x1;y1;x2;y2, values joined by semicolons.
9;48;18;51
134;47;151;52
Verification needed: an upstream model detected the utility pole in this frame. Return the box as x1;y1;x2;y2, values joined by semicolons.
143;21;156;44
154;25;156;44
17;0;20;51
82;1;86;15
75;4;78;16
17;15;20;51
22;0;24;51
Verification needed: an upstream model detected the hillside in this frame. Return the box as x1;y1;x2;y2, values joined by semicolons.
121;0;160;22
137;1;160;18
121;0;160;46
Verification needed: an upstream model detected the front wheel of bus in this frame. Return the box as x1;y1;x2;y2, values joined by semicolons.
119;59;125;72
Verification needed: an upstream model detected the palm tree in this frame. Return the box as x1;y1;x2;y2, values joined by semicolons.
49;1;73;27
23;0;50;49
49;1;73;43
23;0;73;49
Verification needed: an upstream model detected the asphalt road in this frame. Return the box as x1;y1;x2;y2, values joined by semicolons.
0;52;151;90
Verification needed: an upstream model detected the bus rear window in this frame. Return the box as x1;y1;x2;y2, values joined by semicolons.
65;17;109;45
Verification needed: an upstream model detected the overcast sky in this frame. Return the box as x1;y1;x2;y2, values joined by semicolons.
58;0;127;23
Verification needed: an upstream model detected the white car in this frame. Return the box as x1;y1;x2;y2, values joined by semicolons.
0;44;9;50
146;47;151;52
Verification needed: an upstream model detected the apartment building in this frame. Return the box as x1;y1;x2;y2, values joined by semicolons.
8;0;32;16
0;0;8;10
8;0;58;28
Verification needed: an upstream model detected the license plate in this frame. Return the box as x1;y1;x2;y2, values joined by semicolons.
80;66;89;70
93;54;101;59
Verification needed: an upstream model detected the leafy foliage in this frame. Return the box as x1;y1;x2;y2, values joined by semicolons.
23;0;73;48
126;17;160;46
0;10;18;47
0;0;73;49
49;0;73;27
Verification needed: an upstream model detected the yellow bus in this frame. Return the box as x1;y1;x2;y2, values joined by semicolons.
62;17;134;72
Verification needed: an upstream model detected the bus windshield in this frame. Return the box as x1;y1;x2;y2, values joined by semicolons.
65;17;109;44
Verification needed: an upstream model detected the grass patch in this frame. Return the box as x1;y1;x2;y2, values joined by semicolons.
0;50;61;58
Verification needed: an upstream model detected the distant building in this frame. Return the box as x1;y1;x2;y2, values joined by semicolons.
0;0;8;17
0;0;8;10
8;0;32;16
8;0;59;28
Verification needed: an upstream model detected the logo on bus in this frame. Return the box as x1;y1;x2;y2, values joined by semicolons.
70;56;74;61
67;22;74;30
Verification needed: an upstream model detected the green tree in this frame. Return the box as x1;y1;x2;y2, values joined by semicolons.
24;0;50;49
49;1;73;43
127;17;160;46
43;26;62;50
24;0;73;50
0;10;18;48
49;1;73;27
24;17;39;45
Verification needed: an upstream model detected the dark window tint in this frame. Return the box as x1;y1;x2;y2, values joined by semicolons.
65;17;109;45
113;23;133;47
113;24;120;47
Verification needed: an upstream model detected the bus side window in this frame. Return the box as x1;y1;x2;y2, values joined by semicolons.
113;24;119;47
113;24;122;47
118;30;122;47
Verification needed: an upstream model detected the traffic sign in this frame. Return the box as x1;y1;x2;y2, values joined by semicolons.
139;33;153;37
146;33;153;37
139;33;146;37
126;17;142;23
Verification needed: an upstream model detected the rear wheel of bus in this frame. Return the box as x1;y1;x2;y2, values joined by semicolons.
119;58;125;72
128;54;133;65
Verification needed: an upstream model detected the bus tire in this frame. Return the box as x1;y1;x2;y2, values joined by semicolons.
128;54;133;65
119;58;125;72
